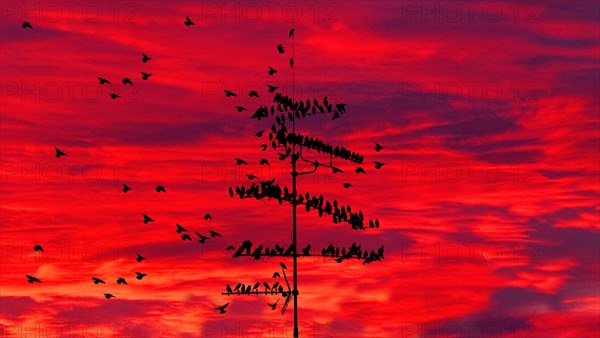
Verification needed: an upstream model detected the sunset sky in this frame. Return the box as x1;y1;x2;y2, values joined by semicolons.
1;1;599;337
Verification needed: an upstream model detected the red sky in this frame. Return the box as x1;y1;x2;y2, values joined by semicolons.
1;1;599;337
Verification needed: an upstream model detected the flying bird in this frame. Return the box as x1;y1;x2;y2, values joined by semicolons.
97;77;111;84
116;277;127;285
92;277;105;284
208;230;222;238
155;185;166;193
136;253;145;262
259;158;270;166
374;161;385;169
26;275;41;283
226;245;236;251
267;85;278;93
109;93;120;99
255;130;266;137
342;182;353;188
142;213;155;224
181;233;192;241
249;90;259;98
268;66;277;76
355;167;366;174
204;213;212;220
234;158;248;165
247;174;257;180
176;224;188;234
33;244;44;252
224;90;237;97
235;106;247;112
141;72;152;80
122;183;131;193
184;16;195;26
103;293;115;299
122;78;133;85
375;142;383;152
215;302;229;314
277;44;285;53
267;299;280;310
141;52;151;63
135;272;147;280
55;148;67;158
196;232;209;243
331;166;343;174
22;21;33;29
260;144;268;151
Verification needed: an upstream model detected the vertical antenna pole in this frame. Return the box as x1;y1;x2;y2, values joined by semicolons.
291;16;299;338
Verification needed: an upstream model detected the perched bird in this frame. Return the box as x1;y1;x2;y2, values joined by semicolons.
176;224;188;234
181;233;192;241
272;272;281;278
141;52;151;63
33;244;44;252
247;174;257;180
155;185;166;193
268;66;277;76
280;262;287;270
55;148;67;158
122;183;132;193
374;161;385;169
235;106;247;112
116;277;127;285
141;72;152;80
224;90;237;97
22;21;33;29
92;277;105;284
142;213;155;224
289;28;294;37
355;167;366;174
136;252;145;263
98;77;111;84
215;302;229;314
122;78;133;85
259;158;270;166
342;182;353;188
255;130;266;137
208;230;222;238
109;93;120;99
277;44;285;53
204;213;212;220
375;142;383;152
267;85;278;93
249;90;259;98
196;232;209;243
103;293;115;299
289;58;294;68
234;158;248;165
184;16;195;26
135;272;147;280
226;245;236;251
26;275;41;283
267;299;280;310
302;244;311;256
336;103;347;113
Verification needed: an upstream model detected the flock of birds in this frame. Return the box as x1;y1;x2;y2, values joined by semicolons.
96;51;152;100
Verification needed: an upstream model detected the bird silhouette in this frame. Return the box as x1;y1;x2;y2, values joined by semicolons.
268;66;277;75
103;293;115;299
141;72;152;80
184;16;195;26
225;284;233;294
226;245;236;251
260;144;268;151
97;77;111;84
332;111;340;120
234;158;248;165
267;299;280;310
22;21;33;29
289;58;294;68
255;130;266;137
141;52;151;63
92;277;105;284
215;302;229;314
26;275;41;283
302;244;311;255
176;224;188;234
336;103;347;113
267;85;278;93
196;232;209;243
272;272;281;278
289;28;294;37
374;161;385;169
122;78;133;85
135;272;147;280
181;233;192;241
277;44;285;53
259;158;270;166
55;148;67;158
375;142;383;152
33;244;44;252
224;90;237;97
208;230;222;237
235;106;247;112
246;174;257;180
155;185;166;193
109;93;120;99
143;214;155;224
249;90;259;98
136;252;145;263
116;277;127;285
280;262;287;270
355;167;366;174
342;182;353;188
204;213;212;220
331;166;343;174
122;183;132;193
